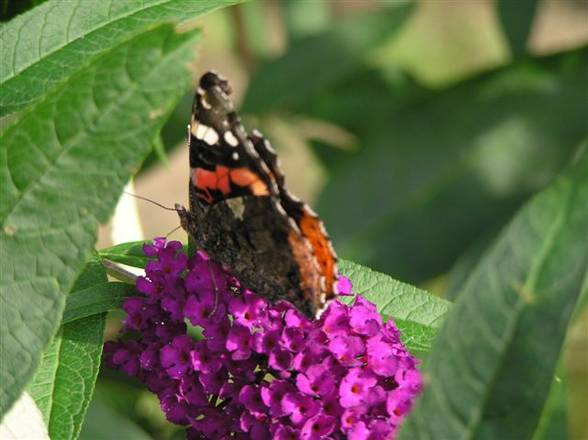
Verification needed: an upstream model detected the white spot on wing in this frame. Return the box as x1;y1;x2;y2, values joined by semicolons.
274;201;287;216
263;139;277;154
288;193;301;203
232;152;239;161
287;217;301;235
305;204;318;217
194;123;207;139
203;127;219;145
224;131;239;147
327;240;337;256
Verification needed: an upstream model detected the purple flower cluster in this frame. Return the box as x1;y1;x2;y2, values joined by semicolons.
105;238;422;439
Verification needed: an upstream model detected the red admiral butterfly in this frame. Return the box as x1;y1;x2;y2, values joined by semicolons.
176;71;338;317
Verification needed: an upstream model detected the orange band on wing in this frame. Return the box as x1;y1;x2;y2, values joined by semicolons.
299;214;337;295
193;166;269;199
229;168;270;196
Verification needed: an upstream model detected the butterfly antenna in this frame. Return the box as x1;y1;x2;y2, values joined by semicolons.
165;225;182;238
123;191;179;212
206;260;220;318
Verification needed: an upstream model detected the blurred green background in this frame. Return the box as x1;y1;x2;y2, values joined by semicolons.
6;0;581;438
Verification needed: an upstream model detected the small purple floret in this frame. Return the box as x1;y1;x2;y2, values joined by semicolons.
105;238;422;439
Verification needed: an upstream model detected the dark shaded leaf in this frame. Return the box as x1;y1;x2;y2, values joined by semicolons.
0;0;47;22
316;47;588;283
242;3;413;113
497;0;540;57
79;398;151;440
399;147;588;439
533;361;568;440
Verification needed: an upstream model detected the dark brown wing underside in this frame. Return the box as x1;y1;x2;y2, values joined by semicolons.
181;196;322;317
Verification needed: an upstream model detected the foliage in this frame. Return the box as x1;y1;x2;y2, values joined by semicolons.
0;0;236;431
399;147;588;439
27;258;108;440
1;0;586;439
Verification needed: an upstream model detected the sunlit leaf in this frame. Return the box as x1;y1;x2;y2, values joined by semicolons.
0;23;200;417
28;258;107;440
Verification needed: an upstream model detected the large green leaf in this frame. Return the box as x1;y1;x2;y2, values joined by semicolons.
241;3;413;113
27;258;107;440
338;259;450;358
0;23;200;418
399;148;588;439
315;47;588;282
0;0;239;115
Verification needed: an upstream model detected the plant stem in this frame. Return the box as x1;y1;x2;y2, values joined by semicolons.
102;259;138;284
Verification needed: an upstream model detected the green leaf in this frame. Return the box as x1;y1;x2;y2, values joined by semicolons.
0;23;200;418
79;398;151;440
0;0;240;115
445;231;497;300
533;361;568;440
27;258;107;440
0;0;48;22
62;282;135;325
497;0;540;58
151;135;169;167
99;241;153;268
338;259;450;357
391;318;440;360
99;240;190;268
399;147;588;439
283;0;331;41
242;3;413;113
316;47;588;283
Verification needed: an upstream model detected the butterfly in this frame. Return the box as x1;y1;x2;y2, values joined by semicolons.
176;71;338;317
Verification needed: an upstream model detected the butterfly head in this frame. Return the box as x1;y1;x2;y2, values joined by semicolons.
194;71;234;119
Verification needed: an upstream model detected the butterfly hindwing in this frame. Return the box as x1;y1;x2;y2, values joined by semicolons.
249;131;339;303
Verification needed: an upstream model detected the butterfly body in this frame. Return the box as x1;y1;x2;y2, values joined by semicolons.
177;71;338;317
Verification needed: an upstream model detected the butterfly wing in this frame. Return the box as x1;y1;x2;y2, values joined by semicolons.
249;131;339;303
180;71;338;316
188;72;277;207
